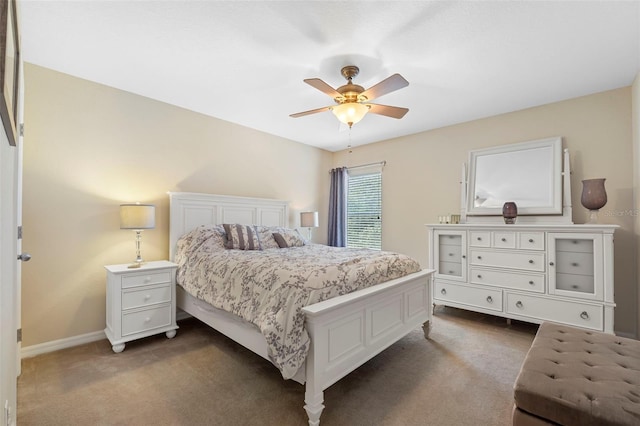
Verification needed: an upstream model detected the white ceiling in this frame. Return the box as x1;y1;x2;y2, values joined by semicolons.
20;1;640;152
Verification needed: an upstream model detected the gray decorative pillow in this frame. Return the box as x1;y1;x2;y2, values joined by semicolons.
253;225;280;250
223;224;261;250
272;229;306;248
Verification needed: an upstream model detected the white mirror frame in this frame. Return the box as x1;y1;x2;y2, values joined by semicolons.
463;137;572;224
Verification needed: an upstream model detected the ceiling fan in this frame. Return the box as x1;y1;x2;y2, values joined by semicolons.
290;65;409;128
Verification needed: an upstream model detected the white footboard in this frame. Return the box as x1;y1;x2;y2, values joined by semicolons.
302;269;434;425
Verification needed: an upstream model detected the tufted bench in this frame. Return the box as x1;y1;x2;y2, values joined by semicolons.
513;322;640;426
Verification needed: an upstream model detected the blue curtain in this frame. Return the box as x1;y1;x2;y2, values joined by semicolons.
328;167;347;247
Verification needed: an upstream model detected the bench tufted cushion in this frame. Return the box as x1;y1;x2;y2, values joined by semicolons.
514;322;640;426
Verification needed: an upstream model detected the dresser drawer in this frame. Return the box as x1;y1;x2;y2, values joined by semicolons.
505;293;603;331
470;249;545;272
122;284;171;310
122;304;172;336
470;267;544;293
122;271;172;289
439;244;462;261
439;261;462;277
519;232;545;250
435;281;502;312
469;231;490;247
555;251;594;276
493;232;516;249
556;238;593;253
555;273;595;295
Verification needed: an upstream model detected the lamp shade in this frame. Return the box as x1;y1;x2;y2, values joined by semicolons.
300;211;319;228
331;103;369;126
120;204;156;230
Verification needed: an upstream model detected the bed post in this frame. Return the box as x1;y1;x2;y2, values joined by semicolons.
304;320;324;426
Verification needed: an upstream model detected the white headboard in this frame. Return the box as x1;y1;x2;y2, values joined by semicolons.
168;192;289;261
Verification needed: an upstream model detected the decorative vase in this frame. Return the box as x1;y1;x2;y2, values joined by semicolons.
502;202;517;224
581;178;607;224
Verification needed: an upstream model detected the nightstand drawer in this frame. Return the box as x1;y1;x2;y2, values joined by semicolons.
122;271;172;288
122;305;172;336
122;285;171;310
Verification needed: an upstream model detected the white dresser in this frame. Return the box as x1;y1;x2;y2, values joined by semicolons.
105;260;178;352
427;224;617;333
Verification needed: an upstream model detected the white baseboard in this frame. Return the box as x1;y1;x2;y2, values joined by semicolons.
21;330;106;359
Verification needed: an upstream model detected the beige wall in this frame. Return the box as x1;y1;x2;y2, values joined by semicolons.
22;64;332;347
633;72;640;336
334;87;636;337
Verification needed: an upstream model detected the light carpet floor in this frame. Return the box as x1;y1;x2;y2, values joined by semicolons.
18;307;538;425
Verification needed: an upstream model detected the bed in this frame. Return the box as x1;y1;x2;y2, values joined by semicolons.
169;192;434;425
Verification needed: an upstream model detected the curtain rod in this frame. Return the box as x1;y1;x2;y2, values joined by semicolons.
347;160;386;171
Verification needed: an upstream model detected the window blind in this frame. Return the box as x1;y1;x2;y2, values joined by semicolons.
346;172;382;249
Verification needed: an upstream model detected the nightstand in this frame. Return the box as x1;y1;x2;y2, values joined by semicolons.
104;260;178;353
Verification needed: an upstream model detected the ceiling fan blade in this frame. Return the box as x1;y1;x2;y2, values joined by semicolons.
304;78;342;98
290;105;332;118
366;103;409;119
361;74;409;101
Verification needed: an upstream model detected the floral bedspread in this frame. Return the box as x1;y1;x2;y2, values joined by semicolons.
175;225;421;379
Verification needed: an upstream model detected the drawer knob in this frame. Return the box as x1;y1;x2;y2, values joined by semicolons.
528;260;534;264
462;255;466;259
571;262;579;267
486;296;493;303
477;256;482;260
144;317;151;323
549;261;555;266
529;239;534;243
448;253;454;256
441;288;447;295
501;238;507;242
580;311;589;320
477;237;482;241
448;270;454;274
529;280;534;285
144;294;151;300
516;301;523;309
477;274;482;279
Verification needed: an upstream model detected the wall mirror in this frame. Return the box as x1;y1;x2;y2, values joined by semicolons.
466;137;563;217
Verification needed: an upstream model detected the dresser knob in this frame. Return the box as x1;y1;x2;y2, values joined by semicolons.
516;301;523;309
529;280;534;285
462;255;466;259
477;274;482;279
441;288;447;295
549;262;555;266
477;256;482;260
571;262;579;267
529;260;534;264
477;237;482;241
449;253;454;256
448;270;454;274
529;239;534;243
580;311;589;320
486;296;493;303
501;238;506;242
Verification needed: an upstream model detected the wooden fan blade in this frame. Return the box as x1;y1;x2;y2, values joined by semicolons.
304;78;342;98
366;103;409;119
290;105;332;118
361;74;409;101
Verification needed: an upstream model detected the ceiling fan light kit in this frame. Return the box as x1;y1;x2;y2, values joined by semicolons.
291;65;409;128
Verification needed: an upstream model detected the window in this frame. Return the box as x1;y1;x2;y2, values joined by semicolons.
346;171;382;249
